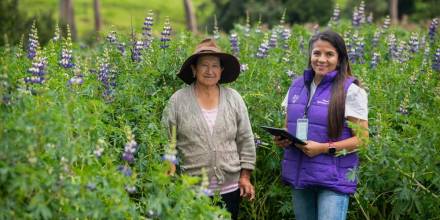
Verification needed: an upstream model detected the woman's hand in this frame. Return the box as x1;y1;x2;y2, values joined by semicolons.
273;136;292;148
239;169;255;201
298;140;327;157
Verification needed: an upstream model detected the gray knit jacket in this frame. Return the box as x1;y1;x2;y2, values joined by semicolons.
162;83;256;186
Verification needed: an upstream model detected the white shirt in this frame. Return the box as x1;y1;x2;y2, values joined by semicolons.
281;81;368;120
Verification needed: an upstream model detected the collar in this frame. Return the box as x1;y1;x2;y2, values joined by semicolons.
303;69;339;86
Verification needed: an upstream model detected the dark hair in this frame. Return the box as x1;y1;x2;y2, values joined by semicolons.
307;30;358;139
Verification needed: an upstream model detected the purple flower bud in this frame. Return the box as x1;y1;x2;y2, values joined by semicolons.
27;22;39;60
428;18;438;41
160;18;172;49
162;154;178;165
256;39;269;59
370;52;380;69
117;165;132;177
433;48;440;72
229;33;240;56
143;10;154;48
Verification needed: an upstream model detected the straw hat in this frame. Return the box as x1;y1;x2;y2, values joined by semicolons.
177;38;240;84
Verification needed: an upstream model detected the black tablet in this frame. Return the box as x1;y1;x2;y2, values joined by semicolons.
261;126;307;145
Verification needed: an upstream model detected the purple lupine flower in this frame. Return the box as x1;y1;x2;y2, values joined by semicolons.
106;31;117;44
396;40;408;63
93;139;106;158
117;42;126;56
358;1;366;24
281;28;291;49
387;34;398;61
27;21;39;60
254;138;262;148
142;10;154;48
367;12;374;24
370;52;380;69
68;74;84;85
98;49;116;101
240;64;249;72
382;16;391;32
160;18;172;49
162;153;178;165
59;28;74;68
330;4;340;25
53;23;60;42
256;40;269;58
268;31;277;48
117;165;132;176
213;15;220;40
122;126;138;164
433;48;440;72
131;40;143;62
229;33;239;56
372;29;381;47
125;185;136;194
352;7;361;27
408;33;419;53
428;18;438;41
286;70;296;78
24;56;47;84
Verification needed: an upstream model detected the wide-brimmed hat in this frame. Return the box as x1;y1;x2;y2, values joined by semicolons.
177;38;240;84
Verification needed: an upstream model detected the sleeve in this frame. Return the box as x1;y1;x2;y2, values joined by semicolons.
233;91;256;171
345;84;368;121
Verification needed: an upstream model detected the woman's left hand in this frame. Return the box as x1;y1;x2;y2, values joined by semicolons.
297;140;327;157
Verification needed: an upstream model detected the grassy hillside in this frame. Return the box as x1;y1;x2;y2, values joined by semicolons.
20;0;212;40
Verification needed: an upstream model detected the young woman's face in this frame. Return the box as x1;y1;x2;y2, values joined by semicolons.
310;40;339;77
192;55;223;87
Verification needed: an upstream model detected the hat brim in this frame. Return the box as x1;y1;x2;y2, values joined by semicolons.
177;52;240;84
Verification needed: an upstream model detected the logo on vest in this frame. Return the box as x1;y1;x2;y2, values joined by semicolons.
317;99;329;105
291;94;299;103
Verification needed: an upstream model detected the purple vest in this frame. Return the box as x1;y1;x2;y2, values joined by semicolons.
282;69;358;194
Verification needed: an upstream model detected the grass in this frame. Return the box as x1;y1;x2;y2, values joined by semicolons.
20;0;212;40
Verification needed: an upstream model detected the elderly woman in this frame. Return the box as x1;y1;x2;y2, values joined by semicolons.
162;38;256;219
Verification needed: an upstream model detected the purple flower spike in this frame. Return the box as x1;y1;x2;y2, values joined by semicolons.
25;56;47;84
433;48;440;72
160;18;172;49
229;33;240;56
117;165;132;177
27;21;39;60
428;18;439;41
143;10;154;48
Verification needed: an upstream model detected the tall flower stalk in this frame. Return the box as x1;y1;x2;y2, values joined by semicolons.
24;56;48;84
160;17;172;49
27;21;39;60
142;10;154;49
59;26;74;68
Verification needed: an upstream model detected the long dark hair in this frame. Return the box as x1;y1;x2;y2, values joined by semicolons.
307;30;357;139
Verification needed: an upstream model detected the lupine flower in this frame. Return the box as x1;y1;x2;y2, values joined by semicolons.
53;23;60;42
198;168;212;196
160;18;172;49
382;16;391;32
358;1;366;24
93;139;106;158
408;33;419;53
163;126;178;165
422;43;430;68
131;40;143;62
256;34;270;59
329;4;340;26
372;29;381;47
229;33;239;56
87;182;97;191
16;35;24;58
281;28;291;49
352;7;361;27
268;30;277;48
24;56;47;84
68;74;84;85
244;12;251;38
254;137;262;148
387;34;398;61
240;64;248;72
117;165;132;176
106;31;117;44
142;10;154;48
428;18;438;41
27;21;39;60
117;42;126;56
370;52;380;69
396;40;409;63
122;126;138;164
98;49;115;101
286;70;296;78
125;185;136;194
213;16;220;40
433;48;440;72
398;96;409;115
59;26;74;68
367;12;374;24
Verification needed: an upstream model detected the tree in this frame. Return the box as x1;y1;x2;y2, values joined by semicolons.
390;0;399;25
183;0;197;33
93;0;102;33
59;0;77;40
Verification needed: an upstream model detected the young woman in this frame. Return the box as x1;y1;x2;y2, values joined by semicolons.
274;30;368;220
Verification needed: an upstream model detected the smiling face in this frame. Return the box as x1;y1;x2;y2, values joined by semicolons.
310;39;339;82
192;55;223;87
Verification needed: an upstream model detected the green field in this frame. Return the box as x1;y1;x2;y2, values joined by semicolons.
20;0;212;39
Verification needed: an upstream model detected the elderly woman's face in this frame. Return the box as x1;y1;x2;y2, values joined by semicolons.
192;55;223;87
